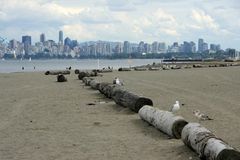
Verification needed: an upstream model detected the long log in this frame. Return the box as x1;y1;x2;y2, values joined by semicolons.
134;67;147;71
89;80;100;90
112;89;153;113
45;70;70;75
57;74;67;82
139;105;188;139
181;123;240;160
118;67;131;71
148;67;160;71
82;77;94;86
98;82;111;95
78;71;98;80
98;68;113;73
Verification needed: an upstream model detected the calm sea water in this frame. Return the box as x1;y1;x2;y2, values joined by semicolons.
0;59;162;73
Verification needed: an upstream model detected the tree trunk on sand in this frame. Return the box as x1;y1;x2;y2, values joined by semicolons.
98;83;122;98
78;71;98;80
75;69;80;74
112;89;153;113
149;67;160;71
118;68;131;71
98;69;113;73
138;105;188;139
181;123;240;160
82;77;94;86
45;70;70;75
89;80;100;90
57;74;67;82
134;67;147;71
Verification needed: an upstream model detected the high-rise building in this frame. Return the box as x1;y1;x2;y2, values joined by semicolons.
9;39;18;49
64;37;71;47
138;41;145;54
59;30;63;43
22;35;31;54
152;41;159;53
202;42;208;52
40;33;45;43
123;41;131;54
198;38;204;53
158;42;166;53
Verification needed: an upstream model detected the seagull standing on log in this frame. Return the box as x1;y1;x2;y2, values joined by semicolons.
170;101;180;113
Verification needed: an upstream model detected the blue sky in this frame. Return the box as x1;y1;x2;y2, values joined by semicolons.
0;0;239;49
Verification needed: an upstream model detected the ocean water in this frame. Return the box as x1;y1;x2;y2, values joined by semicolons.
0;59;162;73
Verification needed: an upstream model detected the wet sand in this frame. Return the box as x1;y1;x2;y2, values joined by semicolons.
0;66;240;160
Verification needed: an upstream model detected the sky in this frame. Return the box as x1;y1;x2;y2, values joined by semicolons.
0;0;240;49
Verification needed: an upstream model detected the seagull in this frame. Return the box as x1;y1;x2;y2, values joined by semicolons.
113;77;123;86
170;101;180;113
193;110;213;121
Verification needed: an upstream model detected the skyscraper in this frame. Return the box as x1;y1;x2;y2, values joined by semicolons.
59;30;63;43
198;38;204;53
22;35;31;54
40;33;45;43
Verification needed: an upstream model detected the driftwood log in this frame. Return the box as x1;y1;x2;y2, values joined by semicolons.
45;70;70;75
78;71;98;80
134;67;147;71
118;67;131;71
89;80;100;90
139;105;188;139
112;89;153;113
82;77;94;86
98;69;113;73
75;69;80;74
57;74;67;82
98;83;122;98
149;67;160;71
181;123;240;160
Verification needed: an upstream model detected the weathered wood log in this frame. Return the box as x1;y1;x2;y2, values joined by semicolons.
112;89;153;113
148;67;160;71
75;69;80;74
89;80;100;90
57;74;67;82
118;67;131;71
45;70;70;75
78;71;98;80
139;105;188;139
181;123;240;160
98;68;113;73
170;65;181;70
134;67;147;71
97;82;122;98
82;77;94;86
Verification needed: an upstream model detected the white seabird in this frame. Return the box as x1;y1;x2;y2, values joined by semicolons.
113;77;123;86
193;110;213;121
170;101;180;113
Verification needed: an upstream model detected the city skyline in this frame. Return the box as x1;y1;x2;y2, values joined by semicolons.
0;0;240;49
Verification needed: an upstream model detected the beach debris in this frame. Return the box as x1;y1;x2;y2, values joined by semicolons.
89;79;100;90
170;101;180;113
134;67;148;71
139;105;188;139
193;110;213;121
87;103;96;106
45;70;70;75
82;77;94;86
78;71;98;80
112;88;153;113
118;67;131;71
57;74;67;82
181;123;240;160
75;69;80;74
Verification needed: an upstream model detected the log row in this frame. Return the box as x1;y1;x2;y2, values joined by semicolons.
138;105;240;159
78;71;98;80
45;70;70;75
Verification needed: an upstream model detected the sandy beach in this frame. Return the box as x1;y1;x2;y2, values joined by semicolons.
0;66;240;160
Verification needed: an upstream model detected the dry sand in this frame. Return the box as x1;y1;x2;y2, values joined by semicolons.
0;66;240;160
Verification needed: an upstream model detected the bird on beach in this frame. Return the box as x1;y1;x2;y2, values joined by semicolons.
113;77;124;86
193;110;213;121
170;101;180;113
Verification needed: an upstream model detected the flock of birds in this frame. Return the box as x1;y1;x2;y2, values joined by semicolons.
170;100;213;121
113;77;213;122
